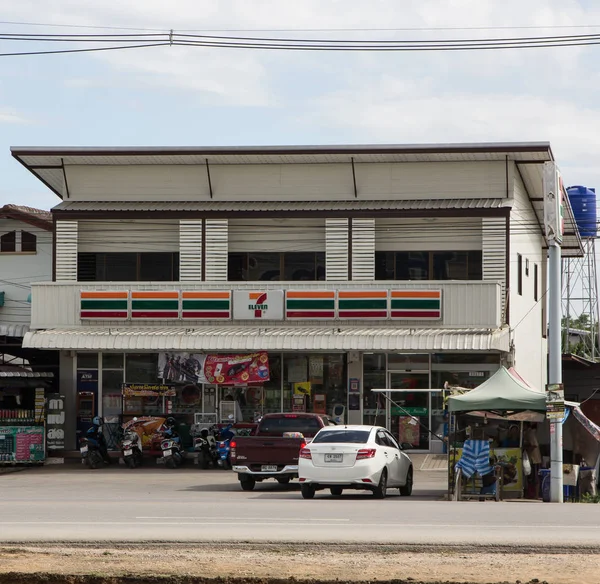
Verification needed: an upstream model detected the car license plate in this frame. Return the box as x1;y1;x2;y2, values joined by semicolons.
80;446;88;454
124;449;133;456
162;449;172;457
261;465;277;472
325;453;343;463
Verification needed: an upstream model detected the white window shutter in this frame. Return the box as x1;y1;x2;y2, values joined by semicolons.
205;219;228;281
179;220;203;281
482;217;507;317
55;220;78;281
326;218;349;281
351;218;375;281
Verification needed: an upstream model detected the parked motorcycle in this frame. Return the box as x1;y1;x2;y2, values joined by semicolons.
161;417;184;469
121;426;143;469
194;427;219;469
216;423;235;469
80;416;111;469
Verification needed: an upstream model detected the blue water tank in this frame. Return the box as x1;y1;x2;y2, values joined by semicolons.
567;185;598;238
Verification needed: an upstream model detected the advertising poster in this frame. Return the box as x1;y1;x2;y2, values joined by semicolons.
293;381;312;396
122;416;166;450
159;352;270;385
398;416;420;447
546;383;565;420
122;384;176;397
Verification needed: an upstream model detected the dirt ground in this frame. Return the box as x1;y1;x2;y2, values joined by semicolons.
0;543;598;584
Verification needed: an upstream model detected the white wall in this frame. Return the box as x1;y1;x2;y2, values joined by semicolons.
376;217;482;251
78;219;179;253
0;218;52;330
509;167;547;391
229;218;326;253
63;161;508;202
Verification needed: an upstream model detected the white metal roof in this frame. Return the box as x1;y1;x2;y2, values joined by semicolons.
53;198;510;213
22;326;510;352
0;371;54;378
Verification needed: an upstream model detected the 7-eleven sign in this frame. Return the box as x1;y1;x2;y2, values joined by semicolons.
233;290;285;320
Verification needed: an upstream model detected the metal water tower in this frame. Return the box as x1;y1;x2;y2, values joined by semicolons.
562;185;599;360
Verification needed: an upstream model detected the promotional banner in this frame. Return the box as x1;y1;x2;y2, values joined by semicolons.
46;394;66;451
159;352;270;385
122;384;176;397
122;416;166;450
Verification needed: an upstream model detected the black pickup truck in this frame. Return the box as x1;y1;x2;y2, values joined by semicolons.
230;412;332;491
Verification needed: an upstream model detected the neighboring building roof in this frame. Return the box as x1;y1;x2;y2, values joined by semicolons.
53;198;511;215
23;326;510;352
0;370;54;378
0;204;52;230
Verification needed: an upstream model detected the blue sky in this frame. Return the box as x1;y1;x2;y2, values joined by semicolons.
2;0;600;209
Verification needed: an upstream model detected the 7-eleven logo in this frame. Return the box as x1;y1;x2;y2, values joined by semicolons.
248;292;268;318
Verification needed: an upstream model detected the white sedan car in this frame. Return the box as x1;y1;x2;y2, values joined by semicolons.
298;425;413;499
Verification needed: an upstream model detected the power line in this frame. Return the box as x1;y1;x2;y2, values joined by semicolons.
0;41;170;58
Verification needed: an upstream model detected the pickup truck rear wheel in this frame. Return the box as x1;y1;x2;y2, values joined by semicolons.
301;484;315;499
240;476;256;491
276;477;291;484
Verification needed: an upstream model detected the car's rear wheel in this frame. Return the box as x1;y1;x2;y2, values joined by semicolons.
330;487;343;496
301;484;315;499
372;469;387;499
240;476;256;491
399;466;413;497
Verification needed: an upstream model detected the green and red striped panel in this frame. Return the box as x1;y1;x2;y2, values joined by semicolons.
131;291;179;319
286;291;335;319
80;291;128;319
182;291;231;319
390;290;442;319
338;291;388;319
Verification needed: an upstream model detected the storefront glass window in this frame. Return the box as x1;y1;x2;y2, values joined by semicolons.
282;354;346;418
388;353;430;369
102;353;124;370
363;353;387;427
125;353;159;384
77;353;98;369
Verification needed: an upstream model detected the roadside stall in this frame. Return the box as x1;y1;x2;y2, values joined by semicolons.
446;367;547;501
0;367;52;464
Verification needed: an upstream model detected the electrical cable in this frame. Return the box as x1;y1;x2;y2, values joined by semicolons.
0;41;170;57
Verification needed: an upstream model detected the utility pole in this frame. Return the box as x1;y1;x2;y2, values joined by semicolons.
543;161;564;503
548;241;563;503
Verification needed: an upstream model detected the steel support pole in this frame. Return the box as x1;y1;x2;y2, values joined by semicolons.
548;242;564;503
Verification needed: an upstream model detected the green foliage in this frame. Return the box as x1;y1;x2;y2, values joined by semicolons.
581;493;600;503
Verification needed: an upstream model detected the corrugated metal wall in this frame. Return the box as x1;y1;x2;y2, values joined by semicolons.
228;218;325;252
78;220;179;252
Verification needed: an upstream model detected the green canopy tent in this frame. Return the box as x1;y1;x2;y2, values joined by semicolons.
447;366;546;414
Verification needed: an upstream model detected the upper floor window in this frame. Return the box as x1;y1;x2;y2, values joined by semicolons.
375;250;482;280
0;231;16;252
77;252;179;282
228;252;326;281
0;230;36;253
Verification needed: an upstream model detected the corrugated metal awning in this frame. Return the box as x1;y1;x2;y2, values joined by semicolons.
53;198;510;213
23;326;510;352
0;371;54;378
0;324;29;338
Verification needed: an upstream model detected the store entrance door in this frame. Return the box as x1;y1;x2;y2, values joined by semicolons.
387;372;430;451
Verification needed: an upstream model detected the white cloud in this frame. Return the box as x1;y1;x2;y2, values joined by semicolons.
0;108;32;124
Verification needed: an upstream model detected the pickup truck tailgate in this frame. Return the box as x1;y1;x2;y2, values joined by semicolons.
232;437;304;470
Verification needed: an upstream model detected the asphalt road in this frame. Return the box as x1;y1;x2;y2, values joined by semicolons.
1;464;599;546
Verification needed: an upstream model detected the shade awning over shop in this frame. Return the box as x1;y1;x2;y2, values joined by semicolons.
448;366;546;413
23;326;510;352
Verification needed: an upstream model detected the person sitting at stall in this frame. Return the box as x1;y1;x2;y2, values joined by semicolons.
500;424;520;447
